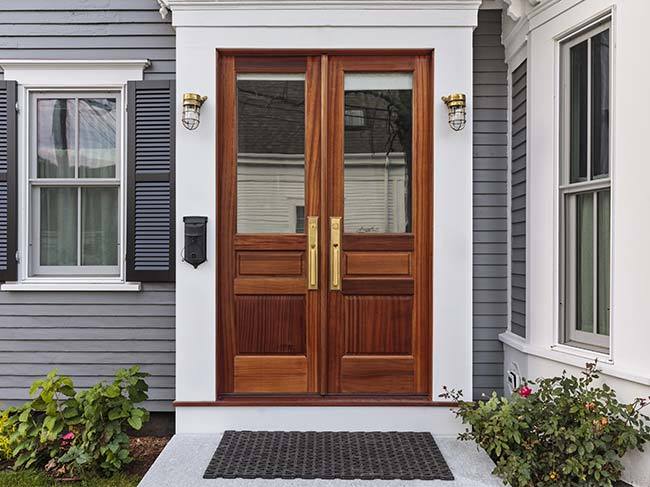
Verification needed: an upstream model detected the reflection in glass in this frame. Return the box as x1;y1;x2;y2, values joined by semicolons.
82;187;118;265
591;30;609;178
37;99;76;178
597;190;610;335
343;73;412;233
576;192;594;332
569;41;588;183
40;187;77;265
79;98;117;178
236;74;305;233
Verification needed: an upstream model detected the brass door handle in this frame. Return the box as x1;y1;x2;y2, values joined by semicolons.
307;216;319;290
330;217;342;290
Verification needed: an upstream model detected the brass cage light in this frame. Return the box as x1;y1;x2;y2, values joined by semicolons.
182;93;207;130
441;93;467;131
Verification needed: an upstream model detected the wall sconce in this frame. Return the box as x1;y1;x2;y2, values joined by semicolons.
182;93;207;130
441;93;467;131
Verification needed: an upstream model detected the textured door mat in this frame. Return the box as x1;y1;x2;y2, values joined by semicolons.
203;430;454;480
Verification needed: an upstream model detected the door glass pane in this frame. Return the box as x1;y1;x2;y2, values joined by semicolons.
576;192;594;332
236;74;305;233
40;187;77;265
79;98;117;178
591;30;610;178
569;41;588;183
597;190;610;335
81;187;118;266
343;73;412;233
37;99;76;178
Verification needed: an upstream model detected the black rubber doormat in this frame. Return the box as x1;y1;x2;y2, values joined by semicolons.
203;430;454;480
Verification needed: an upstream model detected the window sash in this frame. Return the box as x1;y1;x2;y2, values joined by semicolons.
28;90;123;278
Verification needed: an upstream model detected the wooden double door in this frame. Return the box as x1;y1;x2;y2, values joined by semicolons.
217;52;433;399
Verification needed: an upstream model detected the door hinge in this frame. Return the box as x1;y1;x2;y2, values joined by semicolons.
15;250;20;263
15;102;19;113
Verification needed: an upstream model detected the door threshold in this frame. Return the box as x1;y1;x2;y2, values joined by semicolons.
174;395;458;407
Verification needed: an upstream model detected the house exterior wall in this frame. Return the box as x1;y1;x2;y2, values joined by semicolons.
173;1;478;429
0;0;175;80
501;0;650;484
0;0;176;413
472;9;508;399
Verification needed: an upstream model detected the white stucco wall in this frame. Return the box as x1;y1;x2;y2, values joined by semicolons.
502;0;650;484
172;1;480;430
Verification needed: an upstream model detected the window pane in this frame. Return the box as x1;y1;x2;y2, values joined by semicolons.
597;190;610;335
576;193;594;332
591;30;610;178
37;99;76;178
79;98;117;178
343;73;412;233
569;41;588;183
236;75;305;233
40;187;77;265
81;187;118;266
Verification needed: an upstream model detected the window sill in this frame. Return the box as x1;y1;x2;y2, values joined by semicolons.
499;331;650;387
0;281;142;292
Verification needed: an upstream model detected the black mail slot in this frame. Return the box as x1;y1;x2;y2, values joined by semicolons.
183;216;207;268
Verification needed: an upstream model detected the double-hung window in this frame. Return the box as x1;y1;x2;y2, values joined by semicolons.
29;92;122;278
560;20;611;351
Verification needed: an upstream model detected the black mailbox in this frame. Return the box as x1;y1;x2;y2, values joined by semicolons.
183;216;208;268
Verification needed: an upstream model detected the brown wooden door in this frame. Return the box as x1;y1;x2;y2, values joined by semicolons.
217;52;432;398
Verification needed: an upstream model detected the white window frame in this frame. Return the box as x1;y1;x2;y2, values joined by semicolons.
28;90;123;278
0;60;148;291
559;19;612;352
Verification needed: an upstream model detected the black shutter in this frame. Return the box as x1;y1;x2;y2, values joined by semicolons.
0;80;17;282
126;80;175;282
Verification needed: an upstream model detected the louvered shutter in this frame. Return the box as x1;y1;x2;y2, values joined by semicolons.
0;81;17;282
126;80;175;282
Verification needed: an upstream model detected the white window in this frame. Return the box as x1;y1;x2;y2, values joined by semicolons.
560;20;611;351
28;91;123;278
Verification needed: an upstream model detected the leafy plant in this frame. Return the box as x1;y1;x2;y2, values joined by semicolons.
0;409;14;460
6;367;150;478
441;362;650;487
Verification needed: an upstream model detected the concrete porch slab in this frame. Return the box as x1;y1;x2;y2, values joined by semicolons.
138;434;504;486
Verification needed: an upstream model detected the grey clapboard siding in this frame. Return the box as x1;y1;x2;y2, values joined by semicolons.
0;0;174;80
511;61;527;338
473;10;508;399
0;283;175;411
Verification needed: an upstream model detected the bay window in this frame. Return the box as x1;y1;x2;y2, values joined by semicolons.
560;20;611;351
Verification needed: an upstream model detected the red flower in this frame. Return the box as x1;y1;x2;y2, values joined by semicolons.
518;386;532;398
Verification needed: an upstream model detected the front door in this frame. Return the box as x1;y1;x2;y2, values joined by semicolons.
217;52;432;399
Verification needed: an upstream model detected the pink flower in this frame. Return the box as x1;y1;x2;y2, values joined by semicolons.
518;386;533;398
61;432;75;446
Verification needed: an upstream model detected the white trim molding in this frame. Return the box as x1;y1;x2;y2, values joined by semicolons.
0;60;150;86
1;282;142;292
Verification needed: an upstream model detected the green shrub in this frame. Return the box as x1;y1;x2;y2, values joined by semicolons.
0;409;13;460
441;362;650;487
6;367;149;478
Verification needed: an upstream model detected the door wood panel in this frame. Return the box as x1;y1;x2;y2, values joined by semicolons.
217;52;432;399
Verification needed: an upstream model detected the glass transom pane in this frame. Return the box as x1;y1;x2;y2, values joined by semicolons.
343;72;413;234
37;99;76;178
236;74;306;234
